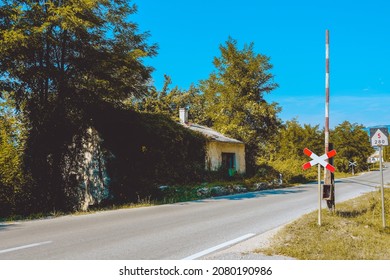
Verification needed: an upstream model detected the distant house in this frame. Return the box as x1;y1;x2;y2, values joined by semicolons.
179;108;246;175
368;150;381;164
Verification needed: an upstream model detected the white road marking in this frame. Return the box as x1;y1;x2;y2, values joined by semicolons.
0;241;52;254
182;233;255;260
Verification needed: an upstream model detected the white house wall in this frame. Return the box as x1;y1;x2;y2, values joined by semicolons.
206;141;246;174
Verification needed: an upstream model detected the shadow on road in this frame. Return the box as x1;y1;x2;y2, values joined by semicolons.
338;178;379;188
175;187;308;206
0;223;16;231
208;188;307;201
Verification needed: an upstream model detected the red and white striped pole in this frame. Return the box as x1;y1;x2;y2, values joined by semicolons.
324;30;332;188
325;30;330;154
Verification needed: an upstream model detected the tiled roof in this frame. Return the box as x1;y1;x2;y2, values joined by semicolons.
182;123;244;144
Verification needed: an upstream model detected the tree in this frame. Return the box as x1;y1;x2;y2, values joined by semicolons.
384;145;390;162
0;94;25;217
0;0;156;212
272;119;323;161
132;75;180;117
264;119;323;183
332;121;374;173
200;37;281;174
132;75;210;125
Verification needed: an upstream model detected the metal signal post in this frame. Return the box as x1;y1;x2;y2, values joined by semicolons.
379;146;386;228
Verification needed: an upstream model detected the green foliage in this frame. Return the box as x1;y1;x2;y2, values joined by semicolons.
200;37;282;174
0;96;25;217
264;120;374;183
384;146;390;162
0;0;156;105
270;119;323;161
131;75;176;116
131;75;210;126
86;102;206;204
268;158;314;183
332;121;374;173
263;119;323;183
0;0;156;213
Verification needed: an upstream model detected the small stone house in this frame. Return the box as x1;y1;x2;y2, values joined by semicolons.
179;108;246;175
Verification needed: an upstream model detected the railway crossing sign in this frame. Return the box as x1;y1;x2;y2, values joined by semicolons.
302;148;337;173
349;161;357;175
302;147;337;226
370;128;389;147
369;127;388;228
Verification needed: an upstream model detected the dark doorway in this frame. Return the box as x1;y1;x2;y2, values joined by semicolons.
221;153;236;176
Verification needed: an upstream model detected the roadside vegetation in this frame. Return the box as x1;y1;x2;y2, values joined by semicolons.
257;188;390;259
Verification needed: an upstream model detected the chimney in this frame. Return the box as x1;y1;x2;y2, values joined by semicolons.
179;107;188;124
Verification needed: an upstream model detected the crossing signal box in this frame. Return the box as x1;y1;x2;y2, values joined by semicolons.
323;143;335;211
322;184;333;200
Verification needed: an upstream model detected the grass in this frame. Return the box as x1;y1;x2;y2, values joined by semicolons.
257;188;390;259
334;171;356;178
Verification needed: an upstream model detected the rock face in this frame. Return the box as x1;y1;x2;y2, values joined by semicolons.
79;128;110;211
65;127;110;211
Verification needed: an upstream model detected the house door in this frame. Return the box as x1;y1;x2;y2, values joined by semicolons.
221;153;236;176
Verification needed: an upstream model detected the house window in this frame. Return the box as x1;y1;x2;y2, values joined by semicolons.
221;153;236;176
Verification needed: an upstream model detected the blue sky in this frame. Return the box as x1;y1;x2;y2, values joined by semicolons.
133;0;390;128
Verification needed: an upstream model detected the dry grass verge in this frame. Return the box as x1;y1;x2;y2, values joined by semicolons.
257;189;390;259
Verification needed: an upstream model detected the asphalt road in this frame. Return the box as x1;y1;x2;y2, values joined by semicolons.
1;167;389;260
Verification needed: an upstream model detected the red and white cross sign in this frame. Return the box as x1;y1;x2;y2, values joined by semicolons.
302;148;336;173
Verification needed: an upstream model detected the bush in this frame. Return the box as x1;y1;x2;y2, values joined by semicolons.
266;158;317;184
